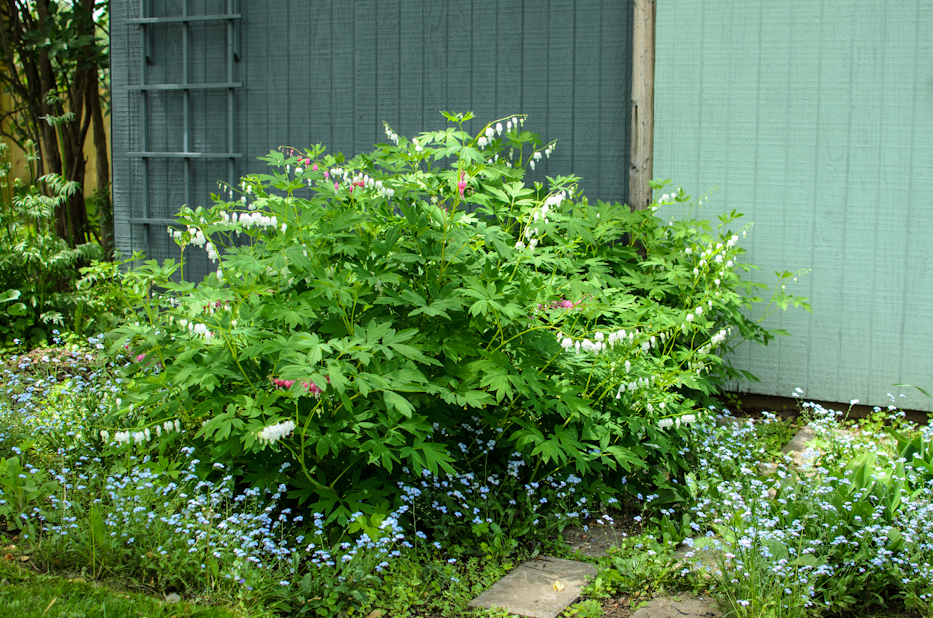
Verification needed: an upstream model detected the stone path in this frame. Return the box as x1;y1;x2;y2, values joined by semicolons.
468;556;597;618
630;595;720;618
468;422;819;618
781;425;817;467
561;523;622;558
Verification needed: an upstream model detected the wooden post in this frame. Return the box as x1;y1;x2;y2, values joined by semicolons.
629;0;656;211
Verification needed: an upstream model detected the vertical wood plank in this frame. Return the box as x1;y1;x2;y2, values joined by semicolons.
330;0;355;156
375;0;402;136
491;0;521;121
422;1;448;131
398;0;425;136
308;0;334;149
599;0;630;204
287;0;311;149
572;3;600;198
354;0;378;149
520;0;549;178
111;0;133;257
446;1;473;122
629;0;655;210
545;0;574;183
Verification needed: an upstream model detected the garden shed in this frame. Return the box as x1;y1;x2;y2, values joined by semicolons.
111;0;933;413
654;0;933;411
110;0;636;281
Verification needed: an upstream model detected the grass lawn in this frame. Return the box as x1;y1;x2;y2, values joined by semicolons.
0;559;241;618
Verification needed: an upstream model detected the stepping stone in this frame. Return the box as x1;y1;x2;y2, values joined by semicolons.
561;524;624;558
468;556;597;618
672;542;723;579
630;594;721;618
781;425;818;467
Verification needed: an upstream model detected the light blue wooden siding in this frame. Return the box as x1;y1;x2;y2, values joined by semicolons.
655;0;933;410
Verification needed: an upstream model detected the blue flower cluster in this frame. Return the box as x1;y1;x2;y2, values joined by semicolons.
677;402;933;616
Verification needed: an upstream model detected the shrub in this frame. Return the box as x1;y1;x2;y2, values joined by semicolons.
0;142;120;346
110;111;806;521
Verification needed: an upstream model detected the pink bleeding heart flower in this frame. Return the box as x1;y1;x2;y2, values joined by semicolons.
323;170;329;179
136;353;146;362
312;163;318;171
303;381;323;399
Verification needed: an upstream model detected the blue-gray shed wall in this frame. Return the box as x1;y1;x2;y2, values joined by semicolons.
111;0;634;280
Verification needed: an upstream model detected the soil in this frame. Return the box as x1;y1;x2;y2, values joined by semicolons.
600;595;637;618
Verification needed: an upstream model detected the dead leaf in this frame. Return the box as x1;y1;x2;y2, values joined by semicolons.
43;597;57;614
3;554;12;561
18;556;29;562
553;580;565;592
365;611;383;618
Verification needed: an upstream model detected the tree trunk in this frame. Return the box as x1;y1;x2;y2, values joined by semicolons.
1;0;106;250
89;72;112;256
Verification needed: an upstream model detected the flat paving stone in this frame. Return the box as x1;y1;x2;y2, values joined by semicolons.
781;425;818;467
468;556;597;618
562;524;626;558
630;594;721;618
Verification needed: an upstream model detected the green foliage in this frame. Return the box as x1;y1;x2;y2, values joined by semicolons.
112;112;806;520
562;598;604;617
750;412;798;461
890;427;933;490
0;455;55;538
283;511;411;616
0;143;118;345
894;382;933;401
397;441;615;549
0;344;375;616
0;561;244;618
0;0;112;251
677;405;933;618
585;533;680;603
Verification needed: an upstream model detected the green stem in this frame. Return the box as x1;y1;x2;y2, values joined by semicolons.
225;335;255;389
487;323;550;354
